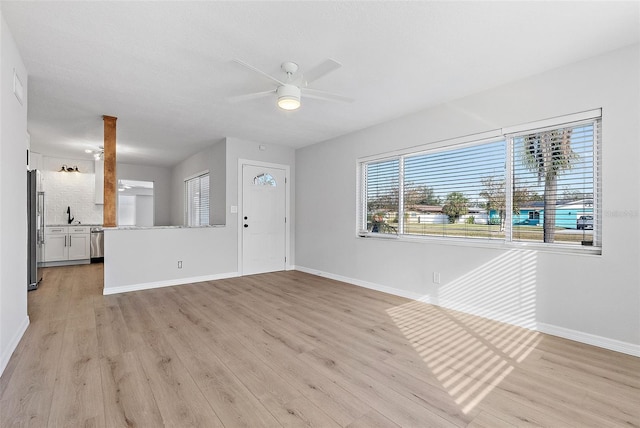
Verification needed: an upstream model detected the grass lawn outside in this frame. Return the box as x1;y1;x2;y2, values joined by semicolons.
380;222;593;244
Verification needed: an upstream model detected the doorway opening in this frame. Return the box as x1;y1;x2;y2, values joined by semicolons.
117;179;154;227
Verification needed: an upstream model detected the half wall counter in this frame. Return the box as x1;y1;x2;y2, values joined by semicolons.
103;225;237;295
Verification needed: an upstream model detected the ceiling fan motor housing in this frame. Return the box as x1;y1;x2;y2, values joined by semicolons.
281;61;299;75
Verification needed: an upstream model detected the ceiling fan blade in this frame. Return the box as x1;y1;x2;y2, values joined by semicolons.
303;88;353;104
303;58;342;85
227;89;275;103
232;59;285;86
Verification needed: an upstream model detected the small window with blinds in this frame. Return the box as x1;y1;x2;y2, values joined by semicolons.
358;111;601;253
363;159;400;234
184;172;210;226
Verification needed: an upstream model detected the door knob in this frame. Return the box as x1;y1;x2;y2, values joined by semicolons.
244;224;248;228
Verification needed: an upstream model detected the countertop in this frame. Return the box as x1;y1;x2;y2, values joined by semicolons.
47;224;102;227
106;225;225;230
47;224;226;230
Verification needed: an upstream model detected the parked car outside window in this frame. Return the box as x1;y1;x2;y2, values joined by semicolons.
577;215;593;230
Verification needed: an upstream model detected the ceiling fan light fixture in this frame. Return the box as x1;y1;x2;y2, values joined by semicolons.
277;85;301;110
278;97;300;111
86;146;104;160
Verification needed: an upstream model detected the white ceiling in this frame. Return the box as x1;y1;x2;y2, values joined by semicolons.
2;1;638;167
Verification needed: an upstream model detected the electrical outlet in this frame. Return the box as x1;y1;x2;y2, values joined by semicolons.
178;261;183;269
433;272;441;284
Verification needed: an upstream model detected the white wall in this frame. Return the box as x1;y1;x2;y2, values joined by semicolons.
0;12;29;376
104;137;295;292
295;45;640;355
117;195;136;226
210;141;226;225
42;156;103;225
118;162;171;226
135;195;154;227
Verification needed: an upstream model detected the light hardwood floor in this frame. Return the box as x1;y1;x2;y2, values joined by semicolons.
1;264;638;427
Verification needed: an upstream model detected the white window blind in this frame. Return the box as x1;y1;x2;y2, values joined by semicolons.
363;159;399;234
185;173;209;226
403;140;506;239
509;118;600;247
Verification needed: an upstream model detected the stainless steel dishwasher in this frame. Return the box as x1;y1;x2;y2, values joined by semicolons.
90;226;104;262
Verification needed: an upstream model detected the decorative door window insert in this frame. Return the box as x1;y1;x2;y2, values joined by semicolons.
254;173;277;186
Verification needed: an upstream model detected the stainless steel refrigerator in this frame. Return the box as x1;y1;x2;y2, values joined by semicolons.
28;170;44;290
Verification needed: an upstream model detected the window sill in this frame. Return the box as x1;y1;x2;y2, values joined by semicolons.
357;232;602;256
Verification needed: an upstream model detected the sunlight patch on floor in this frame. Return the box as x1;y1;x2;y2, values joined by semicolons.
387;250;541;414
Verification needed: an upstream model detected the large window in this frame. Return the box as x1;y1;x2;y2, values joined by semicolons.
185;172;209;226
359;112;601;253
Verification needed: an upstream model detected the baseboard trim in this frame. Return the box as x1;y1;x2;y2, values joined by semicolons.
42;259;91;268
537;323;640;357
294;265;427;301
0;316;30;377
294;266;640;357
103;272;239;295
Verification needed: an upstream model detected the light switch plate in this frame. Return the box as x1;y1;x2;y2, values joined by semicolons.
230;205;238;213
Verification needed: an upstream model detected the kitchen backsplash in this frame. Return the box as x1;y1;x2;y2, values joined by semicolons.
42;156;103;225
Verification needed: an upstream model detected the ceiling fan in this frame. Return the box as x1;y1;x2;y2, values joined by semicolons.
229;58;353;110
85;145;104;160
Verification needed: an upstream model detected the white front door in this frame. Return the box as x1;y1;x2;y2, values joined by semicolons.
242;164;286;275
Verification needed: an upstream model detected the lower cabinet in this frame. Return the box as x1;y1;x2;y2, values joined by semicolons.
44;232;67;261
44;226;90;263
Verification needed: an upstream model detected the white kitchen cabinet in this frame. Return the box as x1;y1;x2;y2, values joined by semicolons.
44;228;68;261
68;226;91;260
44;226;90;263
